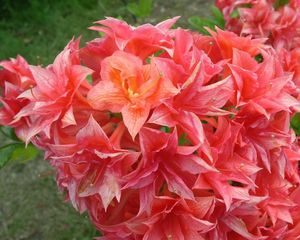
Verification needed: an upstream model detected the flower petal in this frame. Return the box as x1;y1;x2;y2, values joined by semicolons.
122;103;150;139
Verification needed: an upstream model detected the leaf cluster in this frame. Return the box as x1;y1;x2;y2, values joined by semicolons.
0;126;39;169
188;6;225;35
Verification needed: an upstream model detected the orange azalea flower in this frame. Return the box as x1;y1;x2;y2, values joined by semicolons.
88;51;178;139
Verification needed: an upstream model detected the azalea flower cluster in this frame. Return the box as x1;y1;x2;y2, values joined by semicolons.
216;0;300;94
1;16;300;239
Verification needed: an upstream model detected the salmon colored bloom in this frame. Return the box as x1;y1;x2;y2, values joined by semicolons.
13;39;93;143
216;0;300;51
218;0;300;56
80;17;178;81
207;27;266;60
49;116;140;212
0;56;34;139
239;0;278;38
88;51;178;139
1;16;300;239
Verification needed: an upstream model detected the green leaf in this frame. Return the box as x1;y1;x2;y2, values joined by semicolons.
274;0;289;9
153;50;164;57
0;126;19;141
127;0;153;18
127;3;139;16
244;3;253;8
86;74;93;84
140;0;152;15
146;50;165;63
188;16;218;35
0;143;20;169
211;6;225;29
291;113;300;135
0;142;39;169
255;54;264;63
230;9;240;19
160;126;171;133
109;112;123;119
11;144;39;163
189;5;226;35
116;15;124;21
178;132;191;146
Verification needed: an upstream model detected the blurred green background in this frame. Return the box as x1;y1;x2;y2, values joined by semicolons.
0;0;212;239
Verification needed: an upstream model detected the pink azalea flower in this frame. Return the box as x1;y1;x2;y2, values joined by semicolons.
239;0;278;38
1;15;300;239
49;116;140;212
88;51;178;139
0;56;34;139
80;17;178;82
13;39;93;143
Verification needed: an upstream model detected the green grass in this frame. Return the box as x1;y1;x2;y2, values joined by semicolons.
0;158;99;240
0;0;134;65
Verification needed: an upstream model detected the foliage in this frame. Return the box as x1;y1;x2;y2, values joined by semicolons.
0;0;154;65
0;0;105;64
291;113;300;135
188;6;225;34
127;0;153;19
0;126;40;169
0;143;21;169
274;0;290;9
